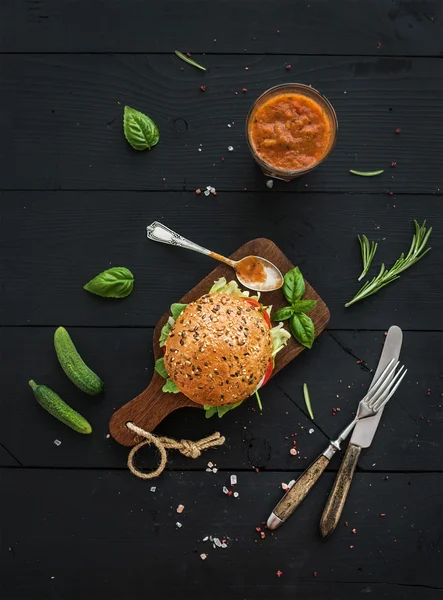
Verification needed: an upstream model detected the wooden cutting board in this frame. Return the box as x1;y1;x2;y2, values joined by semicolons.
109;238;330;446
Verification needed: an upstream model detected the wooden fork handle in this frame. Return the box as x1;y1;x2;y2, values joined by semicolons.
320;443;361;538
273;454;330;522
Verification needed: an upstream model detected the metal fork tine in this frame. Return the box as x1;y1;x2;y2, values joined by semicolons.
364;359;399;408
366;358;397;398
372;367;407;412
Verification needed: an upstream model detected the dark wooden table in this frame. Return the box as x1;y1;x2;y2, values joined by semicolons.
1;1;442;599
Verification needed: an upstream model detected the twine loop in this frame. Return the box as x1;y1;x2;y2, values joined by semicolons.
126;422;225;480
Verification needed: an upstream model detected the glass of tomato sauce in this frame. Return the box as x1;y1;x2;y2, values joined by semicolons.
246;83;338;181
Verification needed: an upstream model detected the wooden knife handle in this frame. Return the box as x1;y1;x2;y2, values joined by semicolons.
320;443;361;538
273;455;329;522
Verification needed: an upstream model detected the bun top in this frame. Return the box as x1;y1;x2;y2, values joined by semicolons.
164;292;272;406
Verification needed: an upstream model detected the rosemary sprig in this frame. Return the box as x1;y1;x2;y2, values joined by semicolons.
255;389;263;411
346;220;432;307
174;50;206;71
358;234;378;281
303;383;314;420
350;169;384;177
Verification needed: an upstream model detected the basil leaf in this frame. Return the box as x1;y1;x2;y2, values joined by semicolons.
283;267;305;304
83;267;134;298
290;313;315;349
154;357;168;379
162;378;180;394
159;320;172;347
273;306;294;321
170;303;187;321
123;105;160;151
291;299;317;314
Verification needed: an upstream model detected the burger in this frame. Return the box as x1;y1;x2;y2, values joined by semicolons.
155;278;290;417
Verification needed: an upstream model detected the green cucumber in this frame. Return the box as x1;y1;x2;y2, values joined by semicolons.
29;380;92;434
54;326;104;395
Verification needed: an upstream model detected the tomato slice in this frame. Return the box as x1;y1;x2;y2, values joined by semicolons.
243;297;261;308
261;359;274;387
242;297;271;328
262;310;271;329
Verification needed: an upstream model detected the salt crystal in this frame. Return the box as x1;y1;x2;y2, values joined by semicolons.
221;543;227;548
287;479;296;488
214;538;222;547
228;146;234;152
203;536;209;542
281;482;288;490
54;439;61;446
176;504;185;513
150;486;156;492
200;553;207;560
230;474;237;485
223;486;229;494
207;461;213;467
204;190;210;197
176;522;182;528
209;187;216;192
212;468;218;473
233;492;239;498
227;124;231;127
309;428;314;434
266;180;274;189
198;148;202;152
206;187;212;192
290;448;297;455
106;434;110;439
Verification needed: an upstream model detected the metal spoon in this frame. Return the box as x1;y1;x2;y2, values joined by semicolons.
146;221;284;292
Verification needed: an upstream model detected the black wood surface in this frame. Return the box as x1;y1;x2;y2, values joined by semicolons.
0;1;442;599
1;0;442;55
1;328;441;471
1;471;442;599
1;193;442;329
1;55;442;192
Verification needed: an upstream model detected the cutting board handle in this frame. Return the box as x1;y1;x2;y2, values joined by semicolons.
109;373;200;446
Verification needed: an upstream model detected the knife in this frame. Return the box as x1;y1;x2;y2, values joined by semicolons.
319;325;403;537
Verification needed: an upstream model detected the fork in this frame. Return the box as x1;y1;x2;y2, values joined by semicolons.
267;358;407;529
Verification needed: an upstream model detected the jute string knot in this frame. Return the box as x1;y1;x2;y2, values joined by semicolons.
126;422;225;480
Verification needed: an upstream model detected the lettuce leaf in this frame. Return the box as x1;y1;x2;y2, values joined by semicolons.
159;316;175;347
204;401;243;419
209;277;260;301
270;322;292;358
162;378;180;393
155;357;168;378
171;303;187;320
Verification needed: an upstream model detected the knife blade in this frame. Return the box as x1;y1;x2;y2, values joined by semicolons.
319;325;403;537
351;325;403;448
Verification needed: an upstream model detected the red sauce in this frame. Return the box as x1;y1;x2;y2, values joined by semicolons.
236;256;267;284
249;92;332;172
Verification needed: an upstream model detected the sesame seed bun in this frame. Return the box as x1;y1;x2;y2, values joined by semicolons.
164;293;272;406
